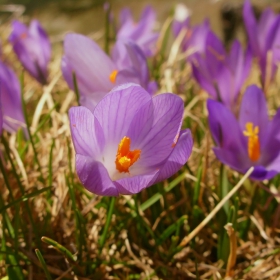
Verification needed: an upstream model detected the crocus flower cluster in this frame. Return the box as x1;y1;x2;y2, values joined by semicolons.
208;85;280;181
191;31;251;109
9;20;51;85
117;6;159;57
0;60;26;134
62;34;156;110
69;83;193;196
243;0;280;88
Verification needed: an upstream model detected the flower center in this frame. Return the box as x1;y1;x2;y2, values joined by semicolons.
115;136;141;173
109;70;118;83
243;122;260;162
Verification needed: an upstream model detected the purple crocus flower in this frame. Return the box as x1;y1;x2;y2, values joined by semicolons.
192;31;251;109
243;0;280;88
9;20;51;85
69;83;193;196
172;4;210;61
0;61;26;133
208;85;280;181
117;6;159;57
62;33;156;110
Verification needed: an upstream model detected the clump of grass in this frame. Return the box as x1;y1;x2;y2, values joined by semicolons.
0;10;280;280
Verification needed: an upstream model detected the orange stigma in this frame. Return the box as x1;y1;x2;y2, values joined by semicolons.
115;137;141;173
109;70;118;83
243;122;260;162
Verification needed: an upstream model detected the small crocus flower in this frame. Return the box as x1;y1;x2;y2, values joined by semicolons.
9;20;51;85
0;61;26;134
192;31;251;109
62;33;156;110
69;83;193;196
117;6;159;57
172;3;210;61
208;85;280;180
243;0;280;87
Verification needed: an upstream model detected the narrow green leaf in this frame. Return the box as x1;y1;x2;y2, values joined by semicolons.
41;237;77;262
99;197;116;253
35;249;52;280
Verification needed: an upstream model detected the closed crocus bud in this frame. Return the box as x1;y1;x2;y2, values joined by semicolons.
0;61;26;134
9;20;51;85
117;6;159;57
191;32;251;110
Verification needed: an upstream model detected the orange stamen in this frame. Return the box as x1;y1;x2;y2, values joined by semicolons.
243;122;260;162
109;70;118;83
115;136;141;173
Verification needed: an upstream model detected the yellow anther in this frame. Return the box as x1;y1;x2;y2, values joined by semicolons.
115;137;141;173
109;70;118;83
243;122;260;162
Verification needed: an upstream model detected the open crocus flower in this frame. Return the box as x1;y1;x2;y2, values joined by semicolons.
243;0;280;87
208;85;280;181
69;83;193;196
0;61;26;134
62;33;156;111
9;20;51;85
117;6;159;57
192;31;251;110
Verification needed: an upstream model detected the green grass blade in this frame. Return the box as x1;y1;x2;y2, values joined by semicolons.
35;249;53;280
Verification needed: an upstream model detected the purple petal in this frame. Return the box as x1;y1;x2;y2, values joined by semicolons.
213;147;250;173
76;154;119;196
186;20;210;57
119;8;133;25
227;40;251;92
207;99;247;157
154;129;193;183
117;6;158;57
62;33;115;104
93;83;151;146
250;165;278;181
243;0;260;56
115;170;159;195
127;93;184;169
191;54;217;99
112;40;150;89
9;20;50;84
261;109;280;165
0;61;26;133
69;106;105;157
238;85;269;148
147;81;158;95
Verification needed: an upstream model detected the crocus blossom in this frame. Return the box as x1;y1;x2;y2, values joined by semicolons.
192;31;251;109
9;20;51;85
172;4;210;61
117;6;159;57
62;33;156;110
208;85;280;180
0;61;26;134
243;0;280;87
69;83;193;196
